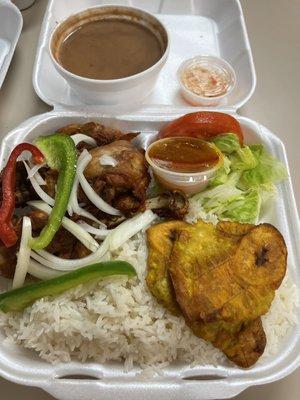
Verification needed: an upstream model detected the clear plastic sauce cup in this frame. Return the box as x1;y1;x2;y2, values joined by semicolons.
178;55;236;107
145;137;223;194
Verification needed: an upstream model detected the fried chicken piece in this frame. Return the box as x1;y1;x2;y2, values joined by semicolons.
72;242;91;259
40;136;149;218
113;194;141;214
0;216;23;278
84;140;150;213
29;210;92;260
71;204;126;229
0;244;18;279
0;209;92;279
56;124;82;136
39;167;58;198
0;162;38;208
56;122;122;145
28;209;48;230
51;123;147;218
170;223;287;323
56;122;139;147
0;210;48;278
146;190;189;220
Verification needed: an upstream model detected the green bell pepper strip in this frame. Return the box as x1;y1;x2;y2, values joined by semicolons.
30;134;77;250
0;261;136;313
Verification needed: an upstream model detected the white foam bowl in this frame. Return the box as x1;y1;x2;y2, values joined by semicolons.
49;5;170;106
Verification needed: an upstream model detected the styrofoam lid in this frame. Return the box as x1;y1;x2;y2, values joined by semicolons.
0;0;22;90
33;0;256;113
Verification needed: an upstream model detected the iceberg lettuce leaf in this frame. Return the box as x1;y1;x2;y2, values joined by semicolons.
210;133;240;154
193;137;287;223
238;145;287;189
193;172;261;223
209;156;231;187
229;146;258;171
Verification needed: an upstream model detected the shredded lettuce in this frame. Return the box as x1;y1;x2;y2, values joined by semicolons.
209;156;231;187
194;172;261;223
193;134;287;223
230;146;257;171
238;144;287;190
210;133;240;154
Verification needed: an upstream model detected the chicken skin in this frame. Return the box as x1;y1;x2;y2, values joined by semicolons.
84;140;150;215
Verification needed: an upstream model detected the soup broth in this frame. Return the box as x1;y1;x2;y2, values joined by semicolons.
57;19;164;80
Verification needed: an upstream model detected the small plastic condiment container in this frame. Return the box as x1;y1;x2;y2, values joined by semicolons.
49;5;170;106
178;55;236;107
145;137;223;195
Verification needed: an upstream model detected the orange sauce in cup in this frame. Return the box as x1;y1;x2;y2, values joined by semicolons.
148;137;220;173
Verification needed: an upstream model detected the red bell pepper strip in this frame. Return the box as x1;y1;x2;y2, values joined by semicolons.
0;143;44;247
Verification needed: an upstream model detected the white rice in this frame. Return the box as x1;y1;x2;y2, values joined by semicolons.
0;208;298;372
186;198;219;225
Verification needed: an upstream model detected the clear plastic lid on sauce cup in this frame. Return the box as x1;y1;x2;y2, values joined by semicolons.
145;137;223;195
177;55;236;107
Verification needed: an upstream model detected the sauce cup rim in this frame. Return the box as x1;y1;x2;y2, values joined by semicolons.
145;136;224;178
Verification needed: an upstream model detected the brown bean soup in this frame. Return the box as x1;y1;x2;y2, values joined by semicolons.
57;18;164;80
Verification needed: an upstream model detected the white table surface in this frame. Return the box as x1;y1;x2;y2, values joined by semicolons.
0;0;299;399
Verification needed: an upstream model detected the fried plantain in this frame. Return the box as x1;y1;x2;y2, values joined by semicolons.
146;220;247;314
146;219;285;368
189;317;266;368
221;318;267;368
217;220;255;237
233;223;287;290
146;220;187;314
168;220;248;322
170;223;287;323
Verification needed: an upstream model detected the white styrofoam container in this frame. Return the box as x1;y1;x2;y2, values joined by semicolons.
0;0;22;90
0;1;299;399
0;111;299;400
33;0;256;113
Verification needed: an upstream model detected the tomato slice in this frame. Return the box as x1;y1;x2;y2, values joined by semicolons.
158;111;244;144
